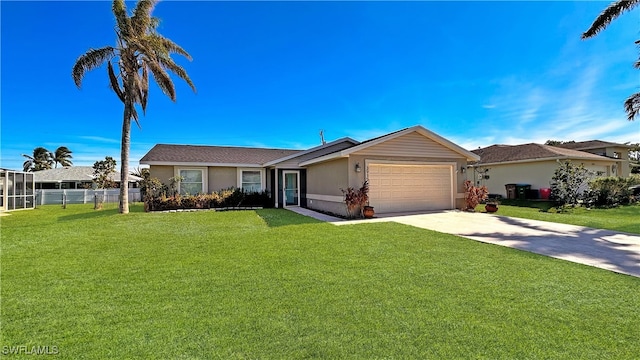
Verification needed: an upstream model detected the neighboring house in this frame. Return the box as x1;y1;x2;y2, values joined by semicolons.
0;168;35;211
140;125;480;216
33;166;142;189
470;143;620;198
553;140;632;177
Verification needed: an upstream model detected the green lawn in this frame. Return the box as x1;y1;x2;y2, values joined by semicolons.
2;205;639;359
479;203;640;234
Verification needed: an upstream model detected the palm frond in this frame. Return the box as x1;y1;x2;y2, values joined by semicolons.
72;46;116;88
22;161;32;172
108;61;125;102
132;0;157;36
140;66;149;113
112;0;132;40
624;92;640;121
130;104;141;128
53;146;73;168
582;0;640;39
157;57;196;92
148;34;193;60
145;58;176;100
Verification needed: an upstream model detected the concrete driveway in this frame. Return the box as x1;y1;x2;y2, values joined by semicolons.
331;210;640;278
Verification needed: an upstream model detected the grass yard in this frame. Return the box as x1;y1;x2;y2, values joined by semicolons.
479;203;640;234
2;205;639;359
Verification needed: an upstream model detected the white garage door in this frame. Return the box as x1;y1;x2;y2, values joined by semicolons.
368;164;453;213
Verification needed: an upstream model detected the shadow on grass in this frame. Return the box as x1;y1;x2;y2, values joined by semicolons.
255;209;323;227
57;208;122;222
56;204;145;222
499;199;555;211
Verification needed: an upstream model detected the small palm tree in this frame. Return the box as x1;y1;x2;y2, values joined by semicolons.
582;0;640;121
72;0;195;214
22;147;54;172
52;146;73;168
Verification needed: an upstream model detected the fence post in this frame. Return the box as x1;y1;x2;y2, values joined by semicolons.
62;192;66;209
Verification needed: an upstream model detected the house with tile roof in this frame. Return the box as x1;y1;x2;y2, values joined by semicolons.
33;166;142;189
553;140;632;177
470;142;625;198
140;125;480;215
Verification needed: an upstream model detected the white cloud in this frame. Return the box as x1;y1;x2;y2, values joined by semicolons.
77;136;120;144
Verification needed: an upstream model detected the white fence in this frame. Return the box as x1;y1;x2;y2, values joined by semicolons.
35;189;141;206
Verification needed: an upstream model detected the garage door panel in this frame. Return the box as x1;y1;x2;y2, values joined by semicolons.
368;164;453;213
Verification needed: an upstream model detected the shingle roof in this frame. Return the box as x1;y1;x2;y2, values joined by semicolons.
32;166;142;183
553;140;632;150
472;143;612;165
140;144;302;165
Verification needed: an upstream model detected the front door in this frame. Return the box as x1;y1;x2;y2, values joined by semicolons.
283;171;299;207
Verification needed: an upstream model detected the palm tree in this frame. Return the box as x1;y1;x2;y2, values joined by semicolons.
582;0;640;121
72;0;195;214
52;146;73;168
22;147;54;172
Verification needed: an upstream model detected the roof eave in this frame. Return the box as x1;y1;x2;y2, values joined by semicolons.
263;137;359;166
140;161;264;168
470;155;617;166
299;152;348;166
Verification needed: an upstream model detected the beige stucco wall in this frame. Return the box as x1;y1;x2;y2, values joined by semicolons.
580;146;630;177
305;158;349;215
208;167;237;192
306;158;349;196
149;165;238;193
478;159;616;197
149;165;174;185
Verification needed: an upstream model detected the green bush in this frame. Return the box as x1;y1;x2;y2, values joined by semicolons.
586;175;640;208
550;161;593;210
146;188;272;211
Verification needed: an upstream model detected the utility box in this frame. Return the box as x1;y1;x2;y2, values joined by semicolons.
505;184;517;199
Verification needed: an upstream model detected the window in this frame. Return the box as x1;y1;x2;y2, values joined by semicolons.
241;170;262;192
613;152;621;159
237;169;264;193
179;169;204;195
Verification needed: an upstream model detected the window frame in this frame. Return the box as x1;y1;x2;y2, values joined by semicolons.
237;168;265;193
175;167;208;195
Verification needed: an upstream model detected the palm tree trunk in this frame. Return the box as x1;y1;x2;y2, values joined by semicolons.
119;103;132;214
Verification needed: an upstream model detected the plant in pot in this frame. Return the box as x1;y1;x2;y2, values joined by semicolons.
341;180;374;219
484;197;500;213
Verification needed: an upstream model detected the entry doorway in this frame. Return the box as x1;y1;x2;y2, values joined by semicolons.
283;171;300;207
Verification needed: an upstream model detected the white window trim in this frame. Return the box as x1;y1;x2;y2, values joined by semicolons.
175;167;208;194
236;168;266;192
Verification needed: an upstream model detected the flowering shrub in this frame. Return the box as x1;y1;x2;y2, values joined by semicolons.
463;180;488;211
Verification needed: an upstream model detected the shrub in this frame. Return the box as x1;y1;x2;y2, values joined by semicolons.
463;180;488;211
340;181;369;219
146;188;272;211
550;161;593;209
586;175;640;208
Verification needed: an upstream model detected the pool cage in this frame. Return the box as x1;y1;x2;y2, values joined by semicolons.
0;169;35;211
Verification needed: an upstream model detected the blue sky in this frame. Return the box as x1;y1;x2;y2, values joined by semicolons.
2;1;639;170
